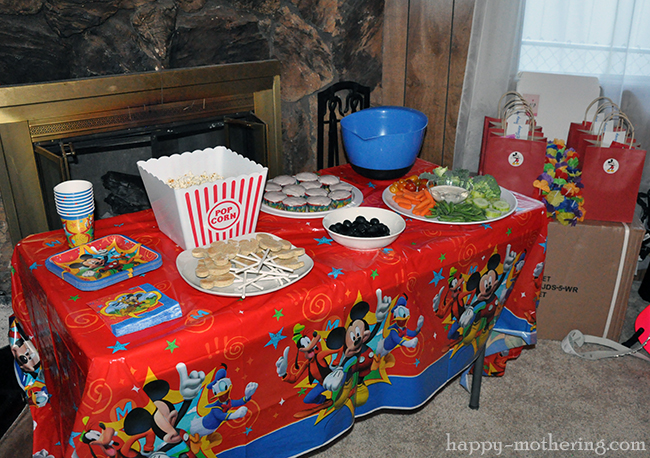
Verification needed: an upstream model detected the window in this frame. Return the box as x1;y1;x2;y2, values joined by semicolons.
519;0;650;78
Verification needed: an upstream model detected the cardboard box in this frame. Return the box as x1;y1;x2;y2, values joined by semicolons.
516;71;601;141
537;216;645;340
138;147;268;250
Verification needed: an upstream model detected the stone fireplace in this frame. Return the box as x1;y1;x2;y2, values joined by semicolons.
0;60;282;244
0;0;386;297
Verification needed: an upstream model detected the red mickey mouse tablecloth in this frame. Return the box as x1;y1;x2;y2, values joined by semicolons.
10;159;548;458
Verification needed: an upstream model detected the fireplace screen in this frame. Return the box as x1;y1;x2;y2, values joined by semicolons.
0;60;282;245
34;111;267;230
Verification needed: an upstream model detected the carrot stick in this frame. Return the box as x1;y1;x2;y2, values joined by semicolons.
392;185;434;213
421;189;435;207
392;195;411;206
402;190;420;199
413;200;432;215
413;199;431;211
403;194;423;204
413;207;431;216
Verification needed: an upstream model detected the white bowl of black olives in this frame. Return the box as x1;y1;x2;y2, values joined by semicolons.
322;207;406;250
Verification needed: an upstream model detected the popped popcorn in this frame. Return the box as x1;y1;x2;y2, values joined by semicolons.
166;171;223;189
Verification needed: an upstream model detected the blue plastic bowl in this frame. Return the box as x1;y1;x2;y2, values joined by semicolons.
340;106;428;180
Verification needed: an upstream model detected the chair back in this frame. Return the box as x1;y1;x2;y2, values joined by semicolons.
317;81;370;170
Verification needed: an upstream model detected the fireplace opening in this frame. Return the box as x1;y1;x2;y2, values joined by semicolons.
33;111;267;230
0;60;283;245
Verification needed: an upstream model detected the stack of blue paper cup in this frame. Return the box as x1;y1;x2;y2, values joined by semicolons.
53;180;95;247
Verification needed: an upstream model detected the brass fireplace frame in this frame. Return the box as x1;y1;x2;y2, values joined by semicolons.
0;60;283;245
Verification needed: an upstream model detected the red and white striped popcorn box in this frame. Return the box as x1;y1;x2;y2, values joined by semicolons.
137;146;268;250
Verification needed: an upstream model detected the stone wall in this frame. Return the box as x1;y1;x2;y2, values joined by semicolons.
0;0;386;296
0;196;10;305
0;0;384;171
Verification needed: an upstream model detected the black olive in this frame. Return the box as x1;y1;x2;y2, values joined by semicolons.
331;215;391;238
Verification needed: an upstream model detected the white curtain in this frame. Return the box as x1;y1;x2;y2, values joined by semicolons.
454;0;526;172
520;0;650;192
455;0;650;191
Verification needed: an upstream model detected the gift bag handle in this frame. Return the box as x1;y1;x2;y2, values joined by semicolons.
501;102;537;139
596;111;635;147
589;100;620;133
502;102;535;126
583;96;617;122
497;91;529;118
502;99;532;119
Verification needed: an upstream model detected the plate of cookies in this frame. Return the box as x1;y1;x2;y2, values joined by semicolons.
175;233;314;298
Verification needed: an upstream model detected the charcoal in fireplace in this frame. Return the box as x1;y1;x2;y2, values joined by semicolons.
101;171;151;215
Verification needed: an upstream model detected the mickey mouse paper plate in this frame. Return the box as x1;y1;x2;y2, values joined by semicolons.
45;234;162;291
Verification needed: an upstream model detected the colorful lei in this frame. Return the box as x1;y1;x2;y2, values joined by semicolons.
533;139;585;226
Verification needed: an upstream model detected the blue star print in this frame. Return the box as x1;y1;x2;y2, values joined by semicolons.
481;223;492;230
367;182;376;188
69;432;81;447
429;268;444;286
328;268;344;279
29;262;40;270
315;237;334;245
382;247;393;254
108;341;129;353
539;239;547;253
265;328;287;349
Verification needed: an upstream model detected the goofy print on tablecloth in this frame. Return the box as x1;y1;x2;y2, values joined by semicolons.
275;323;338;419
433;244;524;358
275;288;424;422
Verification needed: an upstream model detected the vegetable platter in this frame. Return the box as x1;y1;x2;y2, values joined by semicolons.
382;167;518;225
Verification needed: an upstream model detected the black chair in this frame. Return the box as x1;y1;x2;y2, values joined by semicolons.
317;81;371;170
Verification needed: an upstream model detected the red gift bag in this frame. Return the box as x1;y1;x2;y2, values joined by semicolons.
566;97;618;153
581;113;645;223
480;99;547;198
480;132;547;198
573;118;627;165
479;93;542;173
479;115;502;174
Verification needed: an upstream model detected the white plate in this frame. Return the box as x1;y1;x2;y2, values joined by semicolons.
260;185;364;219
176;233;314;297
381;186;518;225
